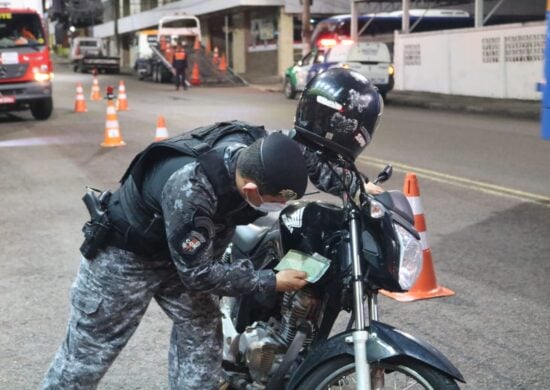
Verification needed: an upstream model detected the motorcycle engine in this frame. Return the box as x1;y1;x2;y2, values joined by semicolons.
236;289;320;384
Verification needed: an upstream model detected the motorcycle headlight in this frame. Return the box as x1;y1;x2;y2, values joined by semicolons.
394;223;422;290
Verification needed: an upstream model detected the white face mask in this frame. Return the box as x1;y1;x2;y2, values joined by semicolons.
245;191;287;213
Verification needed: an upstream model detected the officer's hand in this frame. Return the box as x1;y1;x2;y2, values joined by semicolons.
275;269;308;292
365;181;384;195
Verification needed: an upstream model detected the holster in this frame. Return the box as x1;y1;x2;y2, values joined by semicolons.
79;189;112;260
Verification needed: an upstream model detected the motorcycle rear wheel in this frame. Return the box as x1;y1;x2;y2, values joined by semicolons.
296;356;459;390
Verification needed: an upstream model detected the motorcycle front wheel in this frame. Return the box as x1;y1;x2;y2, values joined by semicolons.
296;356;459;390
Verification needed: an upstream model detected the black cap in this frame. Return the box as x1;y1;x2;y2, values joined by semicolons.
260;132;308;200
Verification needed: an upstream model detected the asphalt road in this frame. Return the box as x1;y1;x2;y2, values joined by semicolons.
1;62;549;389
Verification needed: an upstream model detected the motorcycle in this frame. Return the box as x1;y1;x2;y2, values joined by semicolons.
221;159;464;390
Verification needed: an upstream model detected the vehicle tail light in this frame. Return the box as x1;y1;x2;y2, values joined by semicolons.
318;38;337;48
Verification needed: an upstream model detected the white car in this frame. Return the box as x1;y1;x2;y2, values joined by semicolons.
312;42;394;100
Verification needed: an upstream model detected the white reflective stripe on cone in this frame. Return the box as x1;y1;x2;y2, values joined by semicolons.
406;196;424;215
419;231;430;251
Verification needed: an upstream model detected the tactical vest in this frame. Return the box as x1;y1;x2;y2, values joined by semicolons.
107;121;267;257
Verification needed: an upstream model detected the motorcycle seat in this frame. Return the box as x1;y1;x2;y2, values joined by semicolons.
232;214;278;253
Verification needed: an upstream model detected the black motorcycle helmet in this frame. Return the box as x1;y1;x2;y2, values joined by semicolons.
294;68;383;161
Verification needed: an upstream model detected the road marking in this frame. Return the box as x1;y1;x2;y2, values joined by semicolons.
0;136;76;148
358;156;550;208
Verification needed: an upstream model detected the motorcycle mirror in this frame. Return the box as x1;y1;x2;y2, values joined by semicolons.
374;164;393;184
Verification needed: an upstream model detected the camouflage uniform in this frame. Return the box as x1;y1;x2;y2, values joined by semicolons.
42;136;358;389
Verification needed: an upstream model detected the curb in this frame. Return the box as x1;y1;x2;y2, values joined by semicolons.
247;82;540;121
388;92;540;120
247;84;283;93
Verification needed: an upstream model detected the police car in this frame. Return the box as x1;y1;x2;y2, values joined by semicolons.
283;42;394;100
283;49;326;99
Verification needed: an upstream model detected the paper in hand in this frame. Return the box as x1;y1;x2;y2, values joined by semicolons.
274;250;331;283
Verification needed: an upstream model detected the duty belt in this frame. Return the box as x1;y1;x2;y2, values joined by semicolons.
107;212;169;259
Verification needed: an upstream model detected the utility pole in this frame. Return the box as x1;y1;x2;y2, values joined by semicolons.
224;15;230;66
114;0;120;54
540;0;550;140
402;0;410;33
351;0;358;42
474;0;483;27
301;0;311;55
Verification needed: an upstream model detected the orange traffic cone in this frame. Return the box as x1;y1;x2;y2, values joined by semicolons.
219;54;227;72
116;80;128;111
101;99;126;147
212;46;219;65
154;115;169;141
193;37;201;51
190;63;201;86
381;173;455;302
74;82;87;113
90;75;101;101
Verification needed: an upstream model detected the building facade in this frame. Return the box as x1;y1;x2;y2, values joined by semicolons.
94;0;335;81
91;0;545;82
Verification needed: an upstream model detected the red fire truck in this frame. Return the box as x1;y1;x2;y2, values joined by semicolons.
0;0;53;120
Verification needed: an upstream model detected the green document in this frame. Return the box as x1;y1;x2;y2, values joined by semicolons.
274;250;331;283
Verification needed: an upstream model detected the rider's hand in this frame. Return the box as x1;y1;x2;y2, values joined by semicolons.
365;181;384;195
275;269;308;292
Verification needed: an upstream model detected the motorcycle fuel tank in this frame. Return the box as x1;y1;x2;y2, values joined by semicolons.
279;201;344;256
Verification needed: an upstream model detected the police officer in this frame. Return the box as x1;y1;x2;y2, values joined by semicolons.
173;41;188;90
42;68;384;389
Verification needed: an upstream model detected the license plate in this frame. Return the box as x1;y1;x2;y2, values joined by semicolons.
371;78;387;84
0;95;15;104
1;52;19;65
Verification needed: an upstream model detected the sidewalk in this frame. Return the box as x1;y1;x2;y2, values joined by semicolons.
248;80;540;121
387;90;540;120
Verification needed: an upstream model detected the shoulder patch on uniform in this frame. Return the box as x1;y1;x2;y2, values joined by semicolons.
181;230;206;255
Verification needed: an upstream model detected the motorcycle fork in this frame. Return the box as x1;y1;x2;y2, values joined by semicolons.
349;205;386;390
348;208;372;390
367;294;385;390
346;293;384;389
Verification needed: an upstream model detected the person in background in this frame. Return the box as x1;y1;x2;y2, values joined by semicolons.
20;26;36;41
173;41;188;91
